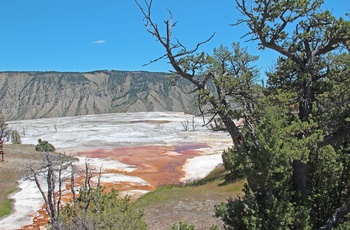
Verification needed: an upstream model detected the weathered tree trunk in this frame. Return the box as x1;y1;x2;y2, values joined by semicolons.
0;114;8;162
219;112;242;147
207;96;242;147
292;80;313;201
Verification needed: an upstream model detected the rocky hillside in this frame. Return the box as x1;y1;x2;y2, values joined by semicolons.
0;70;199;120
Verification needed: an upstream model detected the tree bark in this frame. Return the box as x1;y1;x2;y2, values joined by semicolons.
292;160;308;200
319;201;350;230
219;112;242;147
292;80;313;201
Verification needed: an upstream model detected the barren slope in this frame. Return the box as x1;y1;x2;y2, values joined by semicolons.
0;70;198;120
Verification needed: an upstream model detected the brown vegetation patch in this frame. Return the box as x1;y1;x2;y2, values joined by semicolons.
0;144;54;230
0;145;45;213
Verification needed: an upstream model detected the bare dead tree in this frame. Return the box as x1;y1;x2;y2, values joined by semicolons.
191;116;198;131
0;112;10;162
136;0;259;147
182;116;198;131
29;153;104;229
70;161;77;204
22;125;26;137
81;160;93;212
30;152;70;230
181;119;190;131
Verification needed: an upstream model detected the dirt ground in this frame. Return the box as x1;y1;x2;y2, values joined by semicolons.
0;144;46;211
143;196;228;229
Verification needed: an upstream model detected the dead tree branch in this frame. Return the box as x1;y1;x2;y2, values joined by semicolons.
319;201;350;230
136;0;251;147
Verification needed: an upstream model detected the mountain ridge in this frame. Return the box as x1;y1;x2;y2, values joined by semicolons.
0;70;199;121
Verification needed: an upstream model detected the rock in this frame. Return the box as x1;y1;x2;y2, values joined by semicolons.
0;70;199;120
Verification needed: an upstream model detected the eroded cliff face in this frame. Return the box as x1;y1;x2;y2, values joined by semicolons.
0;70;198;120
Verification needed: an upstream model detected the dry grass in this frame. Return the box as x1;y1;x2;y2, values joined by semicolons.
136;166;245;230
0;144;46;218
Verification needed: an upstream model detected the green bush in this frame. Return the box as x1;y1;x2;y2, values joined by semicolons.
168;222;195;230
59;188;147;230
35;139;55;152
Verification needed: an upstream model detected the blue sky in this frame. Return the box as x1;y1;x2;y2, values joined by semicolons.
0;0;348;74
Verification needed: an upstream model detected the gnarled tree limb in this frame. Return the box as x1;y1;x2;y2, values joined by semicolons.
319;201;350;230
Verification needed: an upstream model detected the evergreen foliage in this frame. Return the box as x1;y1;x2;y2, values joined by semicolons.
136;0;350;228
215;0;350;229
35;139;56;152
59;188;147;230
167;222;220;230
11;130;21;144
167;222;195;230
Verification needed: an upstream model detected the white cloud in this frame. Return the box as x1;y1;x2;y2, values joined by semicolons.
92;40;106;44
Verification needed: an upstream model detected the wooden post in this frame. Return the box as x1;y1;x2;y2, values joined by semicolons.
0;141;4;162
0;112;7;162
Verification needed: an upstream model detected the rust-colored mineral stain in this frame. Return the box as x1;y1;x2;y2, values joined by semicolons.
144;120;171;124
23;143;211;229
78;143;210;188
22;204;49;230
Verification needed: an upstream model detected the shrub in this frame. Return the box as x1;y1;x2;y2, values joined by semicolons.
11;130;21;144
35;139;55;152
167;222;219;230
59;188;147;230
168;222;195;230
